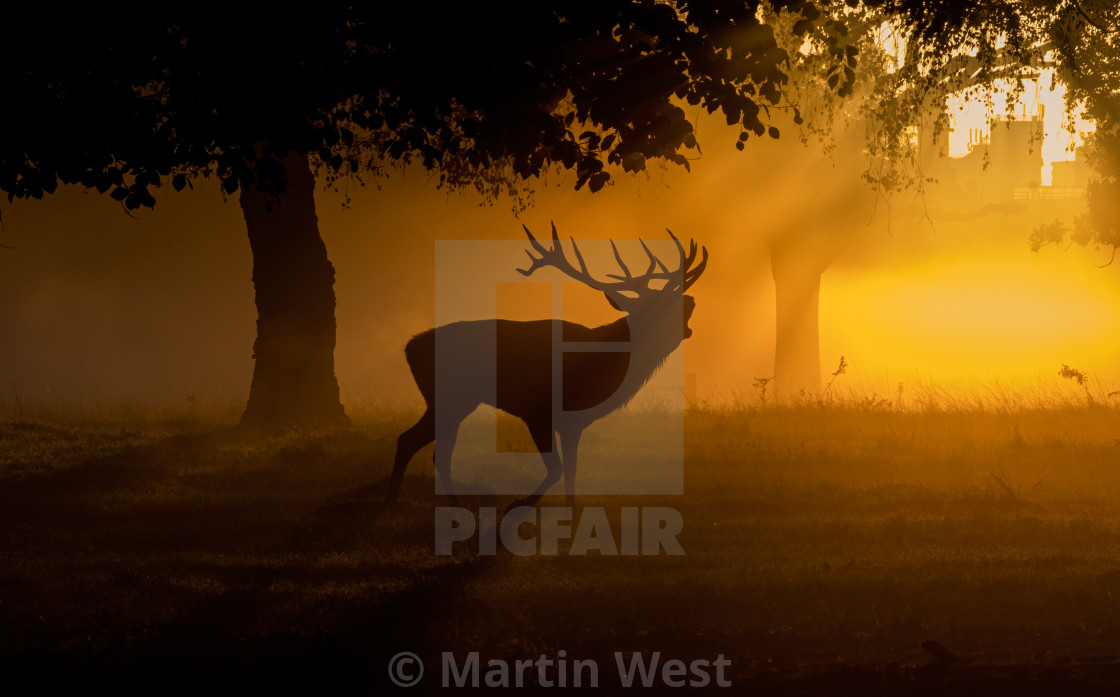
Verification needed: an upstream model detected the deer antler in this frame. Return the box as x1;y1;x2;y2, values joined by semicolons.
665;228;708;292
518;223;649;309
518;223;708;309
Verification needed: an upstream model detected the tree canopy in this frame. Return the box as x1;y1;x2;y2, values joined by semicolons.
4;3;1116;215
0;2;859;212
1018;1;1120;256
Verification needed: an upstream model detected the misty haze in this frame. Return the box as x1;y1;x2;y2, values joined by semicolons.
3;4;1120;695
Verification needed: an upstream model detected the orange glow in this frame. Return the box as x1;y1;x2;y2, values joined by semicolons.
496;282;550;321
0;97;1109;411
823;249;1120;394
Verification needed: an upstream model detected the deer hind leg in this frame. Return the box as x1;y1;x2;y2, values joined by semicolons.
505;421;561;513
386;408;435;503
559;428;583;508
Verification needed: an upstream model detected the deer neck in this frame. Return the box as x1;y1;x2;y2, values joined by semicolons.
624;316;683;379
580;315;682;412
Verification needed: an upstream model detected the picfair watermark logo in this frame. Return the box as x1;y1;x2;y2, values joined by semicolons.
435;506;684;556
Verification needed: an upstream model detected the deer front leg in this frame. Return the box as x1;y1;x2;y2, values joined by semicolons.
434;419;462;506
559;428;583;508
505;424;561;513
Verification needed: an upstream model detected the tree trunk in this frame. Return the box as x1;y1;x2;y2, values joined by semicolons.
770;241;828;396
239;152;349;429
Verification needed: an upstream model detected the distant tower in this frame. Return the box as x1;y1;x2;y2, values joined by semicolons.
987;106;1045;191
948;106;1044;202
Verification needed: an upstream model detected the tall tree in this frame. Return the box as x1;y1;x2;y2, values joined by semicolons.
0;3;845;428
753;6;898;392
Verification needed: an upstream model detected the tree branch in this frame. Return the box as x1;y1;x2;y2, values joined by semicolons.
1071;0;1117;33
1097;246;1117;268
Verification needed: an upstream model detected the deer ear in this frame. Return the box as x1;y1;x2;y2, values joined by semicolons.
605;292;622;312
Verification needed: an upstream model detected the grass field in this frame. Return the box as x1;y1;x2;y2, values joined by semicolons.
3;399;1120;694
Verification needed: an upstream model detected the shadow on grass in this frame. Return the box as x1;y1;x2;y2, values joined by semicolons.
6;417;1120;694
0;422;502;693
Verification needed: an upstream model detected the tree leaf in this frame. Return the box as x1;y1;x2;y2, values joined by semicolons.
621;151;646;172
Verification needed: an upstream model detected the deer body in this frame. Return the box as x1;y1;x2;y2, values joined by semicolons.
386;226;705;508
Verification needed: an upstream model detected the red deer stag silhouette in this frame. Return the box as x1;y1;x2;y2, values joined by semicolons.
386;224;707;508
